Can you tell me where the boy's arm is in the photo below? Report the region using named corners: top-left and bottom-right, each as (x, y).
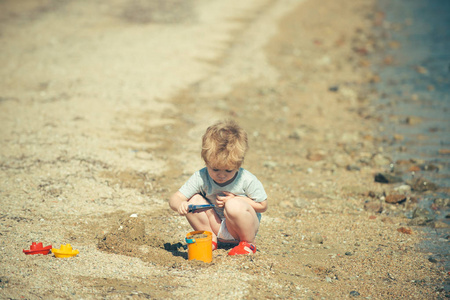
top-left (242, 197), bottom-right (268, 213)
top-left (169, 191), bottom-right (189, 215)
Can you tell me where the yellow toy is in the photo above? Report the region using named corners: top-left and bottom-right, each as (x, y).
top-left (52, 244), bottom-right (79, 258)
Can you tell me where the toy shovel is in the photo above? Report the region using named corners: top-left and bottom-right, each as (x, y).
top-left (188, 204), bottom-right (215, 213)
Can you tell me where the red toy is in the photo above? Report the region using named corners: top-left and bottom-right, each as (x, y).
top-left (23, 242), bottom-right (52, 255)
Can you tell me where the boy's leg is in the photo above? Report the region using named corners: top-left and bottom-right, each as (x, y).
top-left (185, 194), bottom-right (221, 243)
top-left (223, 197), bottom-right (259, 244)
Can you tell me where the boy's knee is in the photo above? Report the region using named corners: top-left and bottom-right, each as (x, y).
top-left (189, 194), bottom-right (208, 205)
top-left (224, 197), bottom-right (248, 217)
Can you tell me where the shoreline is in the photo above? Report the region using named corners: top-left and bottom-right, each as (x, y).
top-left (0, 0), bottom-right (447, 298)
top-left (367, 0), bottom-right (450, 290)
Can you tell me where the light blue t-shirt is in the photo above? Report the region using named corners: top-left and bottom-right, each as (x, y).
top-left (179, 167), bottom-right (267, 220)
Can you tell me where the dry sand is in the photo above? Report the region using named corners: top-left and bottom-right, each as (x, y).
top-left (0, 0), bottom-right (447, 299)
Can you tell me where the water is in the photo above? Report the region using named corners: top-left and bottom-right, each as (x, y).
top-left (373, 0), bottom-right (450, 291)
top-left (374, 0), bottom-right (450, 183)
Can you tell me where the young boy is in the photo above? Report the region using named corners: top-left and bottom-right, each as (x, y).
top-left (169, 120), bottom-right (268, 255)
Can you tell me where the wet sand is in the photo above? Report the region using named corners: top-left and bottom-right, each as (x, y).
top-left (0, 0), bottom-right (447, 298)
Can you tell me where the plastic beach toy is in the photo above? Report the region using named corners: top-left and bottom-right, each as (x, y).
top-left (188, 204), bottom-right (215, 213)
top-left (185, 230), bottom-right (212, 263)
top-left (23, 242), bottom-right (52, 255)
top-left (52, 244), bottom-right (79, 258)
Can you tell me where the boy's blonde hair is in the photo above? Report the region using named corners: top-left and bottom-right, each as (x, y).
top-left (201, 120), bottom-right (248, 170)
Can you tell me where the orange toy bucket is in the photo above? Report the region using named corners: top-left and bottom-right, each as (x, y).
top-left (185, 230), bottom-right (212, 263)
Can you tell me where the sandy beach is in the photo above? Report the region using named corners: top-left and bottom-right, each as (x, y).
top-left (0, 0), bottom-right (447, 298)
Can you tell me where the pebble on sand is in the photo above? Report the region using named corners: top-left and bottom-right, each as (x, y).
top-left (350, 290), bottom-right (360, 297)
top-left (438, 149), bottom-right (450, 155)
top-left (404, 116), bottom-right (422, 125)
top-left (306, 150), bottom-right (326, 161)
top-left (385, 194), bottom-right (406, 204)
top-left (374, 173), bottom-right (403, 184)
top-left (430, 221), bottom-right (450, 229)
top-left (409, 178), bottom-right (438, 192)
top-left (414, 65), bottom-right (428, 74)
top-left (371, 153), bottom-right (391, 167)
top-left (394, 185), bottom-right (411, 193)
top-left (364, 201), bottom-right (383, 214)
top-left (408, 208), bottom-right (435, 226)
top-left (397, 227), bottom-right (413, 234)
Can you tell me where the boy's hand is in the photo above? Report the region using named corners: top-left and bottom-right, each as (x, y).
top-left (177, 201), bottom-right (189, 216)
top-left (216, 191), bottom-right (235, 208)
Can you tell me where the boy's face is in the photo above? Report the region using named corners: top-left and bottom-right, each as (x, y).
top-left (206, 165), bottom-right (238, 185)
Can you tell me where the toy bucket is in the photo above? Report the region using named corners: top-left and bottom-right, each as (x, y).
top-left (185, 230), bottom-right (212, 263)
